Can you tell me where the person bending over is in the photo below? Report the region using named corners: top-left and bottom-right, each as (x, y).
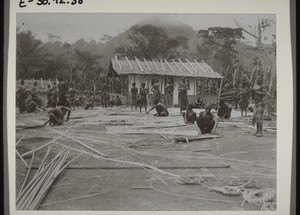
top-left (197, 103), bottom-right (218, 135)
top-left (44, 106), bottom-right (71, 126)
top-left (147, 102), bottom-right (169, 117)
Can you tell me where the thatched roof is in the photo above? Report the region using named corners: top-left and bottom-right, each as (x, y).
top-left (108, 56), bottom-right (223, 79)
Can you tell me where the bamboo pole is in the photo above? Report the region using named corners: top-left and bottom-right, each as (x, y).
top-left (216, 79), bottom-right (224, 114)
top-left (18, 151), bottom-right (35, 196)
top-left (16, 147), bottom-right (68, 204)
top-left (52, 129), bottom-right (109, 158)
top-left (29, 150), bottom-right (72, 210)
top-left (16, 149), bottom-right (28, 167)
top-left (20, 127), bottom-right (72, 157)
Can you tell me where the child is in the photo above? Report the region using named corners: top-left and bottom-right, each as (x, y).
top-left (130, 82), bottom-right (138, 110)
top-left (184, 104), bottom-right (197, 124)
top-left (197, 103), bottom-right (218, 134)
top-left (147, 102), bottom-right (169, 117)
top-left (44, 106), bottom-right (71, 126)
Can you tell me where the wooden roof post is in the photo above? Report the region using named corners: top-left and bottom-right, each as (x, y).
top-left (160, 59), bottom-right (166, 72)
top-left (164, 59), bottom-right (176, 74)
top-left (172, 59), bottom-right (182, 72)
top-left (186, 59), bottom-right (198, 74)
top-left (152, 59), bottom-right (160, 72)
top-left (135, 57), bottom-right (144, 72)
top-left (202, 60), bottom-right (216, 75)
top-left (194, 59), bottom-right (207, 74)
top-left (125, 56), bottom-right (133, 71)
top-left (143, 58), bottom-right (151, 71)
top-left (115, 56), bottom-right (123, 70)
top-left (178, 58), bottom-right (194, 75)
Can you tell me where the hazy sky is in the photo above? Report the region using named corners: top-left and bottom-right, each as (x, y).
top-left (17, 13), bottom-right (276, 45)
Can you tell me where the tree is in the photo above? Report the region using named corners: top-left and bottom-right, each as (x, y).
top-left (16, 31), bottom-right (45, 79)
top-left (116, 24), bottom-right (189, 59)
top-left (198, 27), bottom-right (244, 71)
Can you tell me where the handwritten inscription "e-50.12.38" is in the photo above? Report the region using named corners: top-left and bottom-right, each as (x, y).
top-left (19, 0), bottom-right (84, 8)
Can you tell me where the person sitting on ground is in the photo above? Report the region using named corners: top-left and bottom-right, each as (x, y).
top-left (194, 96), bottom-right (203, 108)
top-left (146, 102), bottom-right (169, 117)
top-left (184, 104), bottom-right (197, 124)
top-left (108, 95), bottom-right (115, 107)
top-left (26, 100), bottom-right (45, 113)
top-left (197, 103), bottom-right (218, 135)
top-left (44, 106), bottom-right (71, 126)
top-left (114, 95), bottom-right (122, 106)
top-left (217, 99), bottom-right (232, 119)
top-left (84, 96), bottom-right (94, 110)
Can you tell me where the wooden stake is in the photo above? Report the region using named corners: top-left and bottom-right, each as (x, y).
top-left (216, 78), bottom-right (224, 114)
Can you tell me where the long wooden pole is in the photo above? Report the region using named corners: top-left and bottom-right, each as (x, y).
top-left (216, 78), bottom-right (224, 114)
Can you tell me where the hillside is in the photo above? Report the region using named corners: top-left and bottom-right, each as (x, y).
top-left (98, 16), bottom-right (202, 68)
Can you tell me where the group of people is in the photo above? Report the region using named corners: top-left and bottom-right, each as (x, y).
top-left (17, 75), bottom-right (266, 137)
top-left (129, 75), bottom-right (265, 137)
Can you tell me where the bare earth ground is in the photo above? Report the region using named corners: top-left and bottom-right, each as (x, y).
top-left (15, 106), bottom-right (276, 211)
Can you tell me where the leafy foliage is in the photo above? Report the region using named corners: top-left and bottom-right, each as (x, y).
top-left (198, 27), bottom-right (244, 70)
top-left (116, 24), bottom-right (189, 59)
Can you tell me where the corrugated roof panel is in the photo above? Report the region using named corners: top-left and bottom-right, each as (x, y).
top-left (110, 58), bottom-right (223, 79)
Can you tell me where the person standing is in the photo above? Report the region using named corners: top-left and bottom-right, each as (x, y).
top-left (139, 82), bottom-right (149, 113)
top-left (130, 82), bottom-right (138, 110)
top-left (17, 80), bottom-right (28, 113)
top-left (31, 81), bottom-right (38, 101)
top-left (57, 77), bottom-right (68, 106)
top-left (238, 82), bottom-right (251, 116)
top-left (178, 77), bottom-right (190, 114)
top-left (164, 78), bottom-right (174, 108)
top-left (151, 79), bottom-right (161, 105)
top-left (102, 80), bottom-right (110, 108)
top-left (46, 85), bottom-right (52, 107)
top-left (51, 81), bottom-right (58, 108)
top-left (251, 76), bottom-right (265, 137)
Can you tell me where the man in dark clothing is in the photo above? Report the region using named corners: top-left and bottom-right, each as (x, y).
top-left (197, 103), bottom-right (218, 134)
top-left (164, 78), bottom-right (174, 108)
top-left (102, 80), bottom-right (110, 108)
top-left (178, 77), bottom-right (190, 114)
top-left (217, 99), bottom-right (232, 119)
top-left (17, 80), bottom-right (28, 113)
top-left (46, 85), bottom-right (52, 107)
top-left (147, 102), bottom-right (169, 117)
top-left (139, 82), bottom-right (149, 113)
top-left (130, 82), bottom-right (138, 110)
top-left (151, 80), bottom-right (161, 105)
top-left (44, 106), bottom-right (71, 126)
top-left (57, 78), bottom-right (68, 106)
top-left (51, 81), bottom-right (58, 108)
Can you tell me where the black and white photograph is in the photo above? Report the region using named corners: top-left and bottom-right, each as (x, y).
top-left (14, 12), bottom-right (278, 211)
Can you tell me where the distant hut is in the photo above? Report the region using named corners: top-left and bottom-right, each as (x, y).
top-left (107, 56), bottom-right (224, 106)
